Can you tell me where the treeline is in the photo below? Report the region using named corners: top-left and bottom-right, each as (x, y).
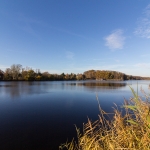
top-left (83, 70), bottom-right (150, 80)
top-left (0, 64), bottom-right (77, 81)
top-left (0, 64), bottom-right (149, 81)
top-left (83, 70), bottom-right (143, 80)
top-left (84, 70), bottom-right (126, 80)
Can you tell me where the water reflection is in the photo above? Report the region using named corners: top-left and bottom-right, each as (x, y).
top-left (1, 80), bottom-right (150, 99)
top-left (69, 81), bottom-right (126, 89)
top-left (0, 82), bottom-right (52, 98)
top-left (0, 81), bottom-right (128, 99)
top-left (0, 80), bottom-right (150, 150)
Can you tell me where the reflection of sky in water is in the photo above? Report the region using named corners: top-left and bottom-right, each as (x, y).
top-left (0, 80), bottom-right (150, 99)
top-left (0, 80), bottom-right (150, 114)
top-left (0, 80), bottom-right (150, 112)
top-left (0, 80), bottom-right (150, 149)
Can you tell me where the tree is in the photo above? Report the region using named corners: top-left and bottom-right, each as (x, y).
top-left (60, 73), bottom-right (65, 80)
top-left (41, 72), bottom-right (49, 80)
top-left (35, 75), bottom-right (42, 80)
top-left (10, 64), bottom-right (22, 80)
top-left (84, 70), bottom-right (96, 79)
top-left (24, 70), bottom-right (35, 81)
top-left (4, 68), bottom-right (13, 80)
top-left (0, 69), bottom-right (4, 80)
top-left (76, 74), bottom-right (85, 80)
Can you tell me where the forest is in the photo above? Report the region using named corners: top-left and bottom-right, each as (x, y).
top-left (0, 64), bottom-right (149, 81)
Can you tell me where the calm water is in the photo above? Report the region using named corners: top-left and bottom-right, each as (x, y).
top-left (0, 80), bottom-right (150, 150)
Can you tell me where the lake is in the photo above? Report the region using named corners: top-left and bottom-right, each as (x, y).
top-left (0, 80), bottom-right (150, 150)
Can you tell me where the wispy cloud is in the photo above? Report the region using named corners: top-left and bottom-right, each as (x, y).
top-left (44, 63), bottom-right (126, 74)
top-left (144, 4), bottom-right (150, 16)
top-left (6, 49), bottom-right (28, 54)
top-left (141, 54), bottom-right (150, 57)
top-left (101, 64), bottom-right (124, 69)
top-left (114, 59), bottom-right (120, 63)
top-left (54, 27), bottom-right (89, 39)
top-left (5, 12), bottom-right (47, 40)
top-left (66, 51), bottom-right (75, 59)
top-left (105, 29), bottom-right (125, 50)
top-left (0, 64), bottom-right (9, 70)
top-left (135, 4), bottom-right (150, 38)
top-left (134, 63), bottom-right (150, 69)
top-left (74, 64), bottom-right (125, 71)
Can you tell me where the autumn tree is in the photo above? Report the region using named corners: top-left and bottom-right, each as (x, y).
top-left (76, 74), bottom-right (85, 80)
top-left (4, 68), bottom-right (12, 80)
top-left (0, 69), bottom-right (4, 80)
top-left (41, 72), bottom-right (50, 80)
top-left (84, 70), bottom-right (96, 79)
top-left (24, 70), bottom-right (35, 81)
top-left (10, 64), bottom-right (22, 80)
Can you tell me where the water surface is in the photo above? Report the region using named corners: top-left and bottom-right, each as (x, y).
top-left (0, 80), bottom-right (150, 150)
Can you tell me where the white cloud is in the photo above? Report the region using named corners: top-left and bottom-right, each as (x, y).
top-left (6, 49), bottom-right (28, 54)
top-left (134, 63), bottom-right (150, 68)
top-left (79, 64), bottom-right (124, 71)
top-left (114, 59), bottom-right (120, 63)
top-left (141, 54), bottom-right (149, 57)
top-left (144, 4), bottom-right (150, 17)
top-left (0, 65), bottom-right (9, 71)
top-left (105, 29), bottom-right (125, 50)
top-left (66, 51), bottom-right (75, 59)
top-left (135, 4), bottom-right (150, 38)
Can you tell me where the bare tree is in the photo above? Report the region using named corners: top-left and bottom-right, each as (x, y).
top-left (10, 64), bottom-right (22, 80)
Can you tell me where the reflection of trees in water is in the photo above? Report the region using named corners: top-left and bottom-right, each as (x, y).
top-left (0, 82), bottom-right (21, 98)
top-left (1, 81), bottom-right (73, 99)
top-left (0, 81), bottom-right (127, 99)
top-left (69, 82), bottom-right (127, 90)
top-left (1, 82), bottom-right (53, 99)
top-left (79, 82), bottom-right (127, 92)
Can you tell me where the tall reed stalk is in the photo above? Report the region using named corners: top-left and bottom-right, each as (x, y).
top-left (59, 87), bottom-right (150, 150)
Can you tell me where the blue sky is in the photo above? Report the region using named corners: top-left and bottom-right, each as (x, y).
top-left (0, 0), bottom-right (150, 76)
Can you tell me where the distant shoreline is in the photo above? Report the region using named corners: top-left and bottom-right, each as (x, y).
top-left (1, 66), bottom-right (150, 81)
top-left (0, 79), bottom-right (150, 82)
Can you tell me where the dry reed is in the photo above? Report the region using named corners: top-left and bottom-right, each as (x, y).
top-left (59, 87), bottom-right (150, 150)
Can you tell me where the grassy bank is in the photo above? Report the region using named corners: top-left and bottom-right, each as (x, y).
top-left (60, 87), bottom-right (150, 150)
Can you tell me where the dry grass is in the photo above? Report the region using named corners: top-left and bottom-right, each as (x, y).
top-left (59, 87), bottom-right (150, 150)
